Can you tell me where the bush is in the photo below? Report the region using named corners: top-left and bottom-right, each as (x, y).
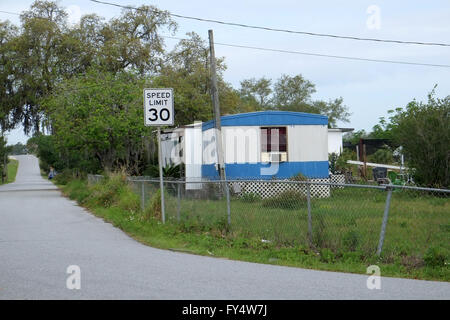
top-left (320, 248), bottom-right (335, 263)
top-left (89, 173), bottom-right (126, 207)
top-left (390, 91), bottom-right (450, 188)
top-left (240, 192), bottom-right (261, 203)
top-left (53, 169), bottom-right (85, 185)
top-left (342, 230), bottom-right (360, 252)
top-left (262, 190), bottom-right (307, 209)
top-left (423, 247), bottom-right (446, 267)
top-left (145, 189), bottom-right (170, 221)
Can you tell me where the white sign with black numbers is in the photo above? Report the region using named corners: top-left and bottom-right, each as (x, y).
top-left (143, 88), bottom-right (174, 126)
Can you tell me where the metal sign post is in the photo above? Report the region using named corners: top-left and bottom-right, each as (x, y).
top-left (157, 126), bottom-right (166, 223)
top-left (144, 88), bottom-right (174, 224)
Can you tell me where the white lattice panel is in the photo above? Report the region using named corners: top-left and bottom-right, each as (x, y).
top-left (229, 179), bottom-right (330, 199)
top-left (330, 174), bottom-right (345, 189)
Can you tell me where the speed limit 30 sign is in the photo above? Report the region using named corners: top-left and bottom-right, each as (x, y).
top-left (143, 88), bottom-right (174, 126)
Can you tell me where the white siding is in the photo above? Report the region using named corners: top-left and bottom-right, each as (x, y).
top-left (287, 125), bottom-right (328, 162)
top-left (328, 130), bottom-right (343, 155)
top-left (203, 126), bottom-right (260, 164)
top-left (223, 126), bottom-right (260, 164)
top-left (185, 125), bottom-right (202, 189)
top-left (202, 128), bottom-right (217, 165)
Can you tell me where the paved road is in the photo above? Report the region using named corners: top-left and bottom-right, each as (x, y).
top-left (0, 155), bottom-right (448, 299)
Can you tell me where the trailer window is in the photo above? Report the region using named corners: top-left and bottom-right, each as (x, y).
top-left (261, 127), bottom-right (287, 152)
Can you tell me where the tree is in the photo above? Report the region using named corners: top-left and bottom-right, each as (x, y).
top-left (343, 129), bottom-right (368, 145)
top-left (0, 21), bottom-right (19, 132)
top-left (239, 74), bottom-right (351, 126)
top-left (273, 74), bottom-right (316, 111)
top-left (43, 69), bottom-right (151, 174)
top-left (311, 97), bottom-right (350, 127)
top-left (2, 1), bottom-right (177, 135)
top-left (239, 77), bottom-right (272, 110)
top-left (156, 32), bottom-right (241, 125)
top-left (9, 142), bottom-right (28, 155)
top-left (0, 135), bottom-right (12, 183)
top-left (13, 0), bottom-right (68, 134)
top-left (389, 91), bottom-right (449, 188)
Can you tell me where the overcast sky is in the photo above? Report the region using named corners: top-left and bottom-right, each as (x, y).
top-left (2, 0), bottom-right (449, 144)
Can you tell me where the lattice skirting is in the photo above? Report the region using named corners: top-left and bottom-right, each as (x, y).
top-left (228, 179), bottom-right (331, 199)
top-left (330, 174), bottom-right (345, 189)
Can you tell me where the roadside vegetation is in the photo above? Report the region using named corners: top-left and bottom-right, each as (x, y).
top-left (0, 158), bottom-right (18, 185)
top-left (55, 172), bottom-right (449, 282)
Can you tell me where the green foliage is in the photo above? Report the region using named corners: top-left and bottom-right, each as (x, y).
top-left (2, 1), bottom-right (177, 134)
top-left (343, 129), bottom-right (368, 145)
top-left (329, 153), bottom-right (339, 174)
top-left (143, 163), bottom-right (183, 179)
top-left (53, 169), bottom-right (85, 185)
top-left (240, 192), bottom-right (261, 203)
top-left (319, 249), bottom-right (336, 263)
top-left (89, 173), bottom-right (127, 207)
top-left (423, 247), bottom-right (446, 267)
top-left (9, 142), bottom-right (28, 155)
top-left (26, 134), bottom-right (61, 172)
top-left (368, 147), bottom-right (394, 165)
top-left (262, 190), bottom-right (307, 209)
top-left (0, 136), bottom-right (11, 181)
top-left (146, 189), bottom-right (170, 221)
top-left (239, 77), bottom-right (272, 110)
top-left (342, 231), bottom-right (360, 252)
top-left (42, 69), bottom-right (150, 174)
top-left (238, 74), bottom-right (350, 126)
top-left (389, 90), bottom-right (449, 188)
top-left (328, 151), bottom-right (353, 174)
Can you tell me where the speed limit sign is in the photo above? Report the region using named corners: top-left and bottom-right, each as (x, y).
top-left (143, 88), bottom-right (174, 126)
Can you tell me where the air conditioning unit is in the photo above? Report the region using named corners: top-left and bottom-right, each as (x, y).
top-left (261, 152), bottom-right (287, 163)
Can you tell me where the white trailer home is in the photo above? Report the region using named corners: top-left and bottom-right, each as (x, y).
top-left (161, 111), bottom-right (330, 186)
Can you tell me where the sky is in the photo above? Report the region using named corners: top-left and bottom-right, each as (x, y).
top-left (1, 0), bottom-right (449, 144)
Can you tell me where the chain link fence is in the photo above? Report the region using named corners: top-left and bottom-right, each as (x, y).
top-left (88, 174), bottom-right (449, 261)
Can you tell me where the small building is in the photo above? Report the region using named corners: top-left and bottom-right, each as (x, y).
top-left (327, 128), bottom-right (354, 155)
top-left (161, 111), bottom-right (330, 184)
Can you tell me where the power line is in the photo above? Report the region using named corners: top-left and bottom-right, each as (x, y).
top-left (90, 0), bottom-right (450, 47)
top-left (3, 6), bottom-right (449, 68)
top-left (163, 36), bottom-right (450, 68)
top-left (0, 10), bottom-right (20, 16)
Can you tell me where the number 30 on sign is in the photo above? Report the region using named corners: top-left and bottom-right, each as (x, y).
top-left (143, 88), bottom-right (174, 126)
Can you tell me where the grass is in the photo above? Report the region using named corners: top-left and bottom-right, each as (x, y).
top-left (56, 174), bottom-right (449, 282)
top-left (0, 158), bottom-right (19, 185)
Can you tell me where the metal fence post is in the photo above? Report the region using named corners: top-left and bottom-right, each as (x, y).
top-left (306, 182), bottom-right (312, 246)
top-left (177, 182), bottom-right (181, 222)
top-left (377, 185), bottom-right (393, 256)
top-left (225, 181), bottom-right (231, 226)
top-left (141, 181), bottom-right (145, 212)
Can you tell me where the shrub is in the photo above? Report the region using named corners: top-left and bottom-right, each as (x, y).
top-left (89, 173), bottom-right (126, 207)
top-left (53, 169), bottom-right (85, 185)
top-left (240, 192), bottom-right (261, 203)
top-left (342, 230), bottom-right (360, 252)
top-left (262, 190), bottom-right (306, 209)
top-left (145, 189), bottom-right (170, 221)
top-left (320, 248), bottom-right (335, 263)
top-left (423, 247), bottom-right (446, 267)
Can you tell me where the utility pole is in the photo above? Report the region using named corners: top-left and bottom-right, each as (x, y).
top-left (208, 29), bottom-right (226, 181)
top-left (208, 30), bottom-right (231, 225)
